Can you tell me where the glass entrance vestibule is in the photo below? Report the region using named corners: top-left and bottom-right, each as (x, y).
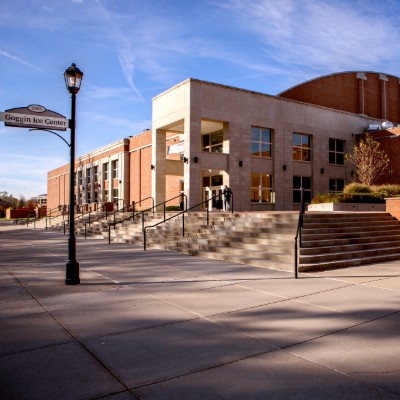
top-left (202, 173), bottom-right (225, 211)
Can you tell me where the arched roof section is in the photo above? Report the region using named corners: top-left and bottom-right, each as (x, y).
top-left (277, 71), bottom-right (400, 123)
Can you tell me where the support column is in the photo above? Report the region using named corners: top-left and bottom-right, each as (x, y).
top-left (152, 129), bottom-right (167, 209)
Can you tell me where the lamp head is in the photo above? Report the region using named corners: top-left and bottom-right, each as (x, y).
top-left (64, 63), bottom-right (84, 94)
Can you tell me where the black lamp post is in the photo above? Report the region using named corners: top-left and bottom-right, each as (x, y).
top-left (64, 63), bottom-right (83, 285)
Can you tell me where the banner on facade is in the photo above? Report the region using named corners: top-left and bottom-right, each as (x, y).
top-left (0, 105), bottom-right (68, 131)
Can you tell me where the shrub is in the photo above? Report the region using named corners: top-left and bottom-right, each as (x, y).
top-left (371, 184), bottom-right (400, 197)
top-left (165, 206), bottom-right (181, 211)
top-left (343, 183), bottom-right (371, 194)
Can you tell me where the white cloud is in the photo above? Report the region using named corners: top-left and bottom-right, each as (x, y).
top-left (216, 0), bottom-right (400, 77)
top-left (0, 49), bottom-right (43, 71)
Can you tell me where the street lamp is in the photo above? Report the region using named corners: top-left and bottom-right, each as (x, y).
top-left (64, 63), bottom-right (83, 285)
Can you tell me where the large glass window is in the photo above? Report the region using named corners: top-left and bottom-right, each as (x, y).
top-left (293, 176), bottom-right (312, 203)
top-left (86, 168), bottom-right (91, 185)
top-left (112, 160), bottom-right (119, 179)
top-left (202, 130), bottom-right (223, 153)
top-left (251, 127), bottom-right (272, 158)
top-left (293, 133), bottom-right (312, 161)
top-left (329, 138), bottom-right (345, 165)
top-left (329, 178), bottom-right (345, 192)
top-left (251, 173), bottom-right (274, 203)
top-left (93, 166), bottom-right (98, 183)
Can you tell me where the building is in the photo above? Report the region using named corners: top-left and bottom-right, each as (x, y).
top-left (48, 72), bottom-right (399, 212)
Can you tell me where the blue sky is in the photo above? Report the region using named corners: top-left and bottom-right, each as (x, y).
top-left (1, 0), bottom-right (400, 199)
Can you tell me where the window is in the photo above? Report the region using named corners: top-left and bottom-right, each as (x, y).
top-left (78, 170), bottom-right (83, 186)
top-left (86, 168), bottom-right (91, 185)
top-left (329, 138), bottom-right (345, 165)
top-left (251, 127), bottom-right (272, 158)
top-left (112, 160), bottom-right (119, 179)
top-left (293, 133), bottom-right (312, 161)
top-left (93, 166), bottom-right (98, 183)
top-left (329, 178), bottom-right (345, 192)
top-left (103, 163), bottom-right (109, 181)
top-left (104, 189), bottom-right (109, 202)
top-left (87, 191), bottom-right (91, 203)
top-left (202, 130), bottom-right (223, 153)
top-left (251, 173), bottom-right (274, 203)
top-left (293, 176), bottom-right (312, 203)
top-left (113, 189), bottom-right (119, 205)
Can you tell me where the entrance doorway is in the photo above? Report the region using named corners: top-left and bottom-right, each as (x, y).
top-left (203, 186), bottom-right (223, 211)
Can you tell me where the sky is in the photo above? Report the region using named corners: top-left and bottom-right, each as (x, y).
top-left (1, 0), bottom-right (400, 199)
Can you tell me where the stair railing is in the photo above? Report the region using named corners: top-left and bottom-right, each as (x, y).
top-left (143, 192), bottom-right (233, 250)
top-left (107, 194), bottom-right (188, 243)
top-left (63, 203), bottom-right (111, 235)
top-left (294, 187), bottom-right (305, 279)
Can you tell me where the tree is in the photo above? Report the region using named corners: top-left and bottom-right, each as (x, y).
top-left (17, 196), bottom-right (26, 209)
top-left (345, 134), bottom-right (390, 186)
top-left (0, 191), bottom-right (18, 208)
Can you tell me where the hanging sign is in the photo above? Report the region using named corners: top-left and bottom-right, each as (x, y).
top-left (0, 105), bottom-right (68, 131)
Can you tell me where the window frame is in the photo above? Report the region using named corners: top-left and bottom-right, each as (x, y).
top-left (329, 138), bottom-right (345, 165)
top-left (251, 126), bottom-right (273, 158)
top-left (202, 130), bottom-right (224, 153)
top-left (112, 160), bottom-right (119, 179)
top-left (329, 178), bottom-right (345, 192)
top-left (293, 133), bottom-right (312, 162)
top-left (293, 176), bottom-right (312, 203)
top-left (103, 163), bottom-right (109, 181)
top-left (250, 172), bottom-right (274, 203)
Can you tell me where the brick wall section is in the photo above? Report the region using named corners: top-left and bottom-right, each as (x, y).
top-left (129, 130), bottom-right (181, 210)
top-left (386, 197), bottom-right (400, 220)
top-left (279, 72), bottom-right (400, 124)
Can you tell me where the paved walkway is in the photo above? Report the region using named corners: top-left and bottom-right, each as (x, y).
top-left (1, 221), bottom-right (400, 399)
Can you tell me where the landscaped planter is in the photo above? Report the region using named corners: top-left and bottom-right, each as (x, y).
top-left (307, 203), bottom-right (385, 212)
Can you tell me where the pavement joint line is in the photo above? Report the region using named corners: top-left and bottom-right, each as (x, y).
top-left (0, 262), bottom-right (137, 397)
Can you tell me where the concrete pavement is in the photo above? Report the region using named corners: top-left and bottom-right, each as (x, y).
top-left (1, 221), bottom-right (399, 399)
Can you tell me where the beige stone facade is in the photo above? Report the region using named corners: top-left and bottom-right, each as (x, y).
top-left (48, 76), bottom-right (387, 212)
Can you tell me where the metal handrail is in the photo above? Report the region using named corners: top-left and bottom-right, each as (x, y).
top-left (107, 194), bottom-right (188, 243)
top-left (132, 196), bottom-right (155, 214)
top-left (143, 192), bottom-right (233, 250)
top-left (294, 188), bottom-right (305, 279)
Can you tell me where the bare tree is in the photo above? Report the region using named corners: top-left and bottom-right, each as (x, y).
top-left (345, 134), bottom-right (389, 186)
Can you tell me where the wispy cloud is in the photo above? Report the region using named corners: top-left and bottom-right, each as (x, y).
top-left (215, 0), bottom-right (400, 79)
top-left (0, 49), bottom-right (43, 71)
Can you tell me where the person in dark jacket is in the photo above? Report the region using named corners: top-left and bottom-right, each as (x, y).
top-left (223, 185), bottom-right (232, 211)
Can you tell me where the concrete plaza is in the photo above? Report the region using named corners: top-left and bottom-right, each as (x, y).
top-left (1, 222), bottom-right (399, 399)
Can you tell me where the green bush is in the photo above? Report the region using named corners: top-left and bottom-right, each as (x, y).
top-left (165, 206), bottom-right (182, 211)
top-left (371, 184), bottom-right (400, 197)
top-left (343, 183), bottom-right (371, 194)
top-left (311, 183), bottom-right (400, 204)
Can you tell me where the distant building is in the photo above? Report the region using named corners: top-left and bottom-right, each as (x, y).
top-left (47, 72), bottom-right (400, 212)
top-left (37, 194), bottom-right (47, 207)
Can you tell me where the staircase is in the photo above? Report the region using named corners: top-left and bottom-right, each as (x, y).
top-left (145, 212), bottom-right (298, 271)
top-left (40, 209), bottom-right (400, 273)
top-left (299, 212), bottom-right (400, 271)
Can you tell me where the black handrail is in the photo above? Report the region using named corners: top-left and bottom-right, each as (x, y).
top-left (63, 203), bottom-right (112, 235)
top-left (143, 192), bottom-right (233, 250)
top-left (132, 196), bottom-right (155, 213)
top-left (107, 194), bottom-right (188, 243)
top-left (294, 188), bottom-right (305, 279)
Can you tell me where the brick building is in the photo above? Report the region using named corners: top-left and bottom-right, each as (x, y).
top-left (47, 72), bottom-right (400, 212)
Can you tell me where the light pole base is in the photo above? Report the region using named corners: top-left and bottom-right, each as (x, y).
top-left (65, 260), bottom-right (80, 285)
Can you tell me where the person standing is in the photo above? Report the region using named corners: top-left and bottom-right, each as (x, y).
top-left (223, 185), bottom-right (232, 211)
